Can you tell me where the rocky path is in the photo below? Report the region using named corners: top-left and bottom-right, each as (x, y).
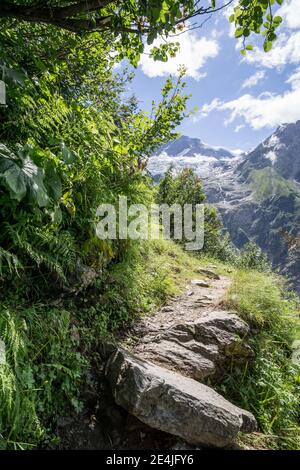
top-left (104, 267), bottom-right (257, 448)
top-left (133, 269), bottom-right (231, 331)
top-left (126, 271), bottom-right (251, 382)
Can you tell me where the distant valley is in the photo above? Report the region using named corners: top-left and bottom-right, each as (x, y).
top-left (148, 122), bottom-right (300, 292)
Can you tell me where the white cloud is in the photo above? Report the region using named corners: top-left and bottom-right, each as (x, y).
top-left (245, 31), bottom-right (300, 69)
top-left (277, 0), bottom-right (300, 29)
top-left (239, 0), bottom-right (300, 70)
top-left (234, 124), bottom-right (245, 132)
top-left (286, 65), bottom-right (300, 89)
top-left (211, 28), bottom-right (225, 39)
top-left (201, 98), bottom-right (223, 117)
top-left (242, 70), bottom-right (266, 89)
top-left (199, 68), bottom-right (300, 130)
top-left (139, 30), bottom-right (219, 80)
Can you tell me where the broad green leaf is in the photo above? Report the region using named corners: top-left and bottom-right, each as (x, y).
top-left (61, 143), bottom-right (76, 164)
top-left (235, 28), bottom-right (244, 38)
top-left (44, 165), bottom-right (62, 201)
top-left (2, 163), bottom-right (27, 201)
top-left (0, 144), bottom-right (50, 206)
top-left (264, 40), bottom-right (273, 52)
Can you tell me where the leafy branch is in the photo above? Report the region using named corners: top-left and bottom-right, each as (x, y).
top-left (230, 0), bottom-right (284, 55)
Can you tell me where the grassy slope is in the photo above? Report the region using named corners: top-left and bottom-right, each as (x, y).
top-left (0, 239), bottom-right (299, 449)
top-left (250, 167), bottom-right (300, 206)
top-left (0, 239), bottom-right (202, 449)
top-left (223, 270), bottom-right (300, 450)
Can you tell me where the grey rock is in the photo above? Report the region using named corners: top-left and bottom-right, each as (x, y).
top-left (161, 306), bottom-right (174, 312)
top-left (133, 311), bottom-right (253, 380)
top-left (186, 290), bottom-right (194, 296)
top-left (190, 279), bottom-right (210, 288)
top-left (193, 311), bottom-right (253, 358)
top-left (106, 348), bottom-right (257, 448)
top-left (137, 338), bottom-right (217, 380)
top-left (195, 311), bottom-right (249, 336)
top-left (67, 260), bottom-right (98, 293)
top-left (200, 295), bottom-right (213, 300)
top-left (198, 268), bottom-right (220, 280)
top-left (192, 299), bottom-right (212, 307)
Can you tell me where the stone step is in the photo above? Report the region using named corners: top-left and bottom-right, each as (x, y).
top-left (133, 311), bottom-right (253, 381)
top-left (105, 348), bottom-right (257, 448)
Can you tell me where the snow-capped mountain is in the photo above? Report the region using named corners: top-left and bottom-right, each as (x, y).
top-left (158, 135), bottom-right (235, 159)
top-left (238, 121), bottom-right (300, 183)
top-left (148, 135), bottom-right (241, 181)
top-left (148, 126), bottom-right (300, 292)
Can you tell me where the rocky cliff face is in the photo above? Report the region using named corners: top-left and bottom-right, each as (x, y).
top-left (148, 127), bottom-right (300, 292)
top-left (238, 121), bottom-right (300, 182)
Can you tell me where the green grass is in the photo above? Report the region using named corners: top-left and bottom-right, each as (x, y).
top-left (221, 269), bottom-right (300, 450)
top-left (0, 305), bottom-right (89, 449)
top-left (75, 238), bottom-right (205, 338)
top-left (0, 238), bottom-right (204, 449)
top-left (250, 167), bottom-right (300, 202)
top-left (1, 240), bottom-right (299, 450)
top-left (224, 270), bottom-right (296, 328)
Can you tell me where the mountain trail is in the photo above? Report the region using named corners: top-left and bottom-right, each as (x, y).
top-left (130, 271), bottom-right (231, 335)
top-left (104, 268), bottom-right (257, 448)
top-left (58, 268), bottom-right (257, 450)
top-left (120, 270), bottom-right (252, 382)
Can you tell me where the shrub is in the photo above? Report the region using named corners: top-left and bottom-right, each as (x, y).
top-left (0, 304), bottom-right (88, 449)
top-left (156, 167), bottom-right (225, 255)
top-left (221, 269), bottom-right (300, 449)
top-left (238, 242), bottom-right (271, 272)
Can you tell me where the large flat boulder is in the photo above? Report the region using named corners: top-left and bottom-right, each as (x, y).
top-left (133, 311), bottom-right (253, 381)
top-left (105, 348), bottom-right (257, 448)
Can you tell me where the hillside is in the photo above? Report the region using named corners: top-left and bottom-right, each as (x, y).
top-left (1, 238), bottom-right (299, 450)
top-left (0, 0), bottom-right (299, 456)
top-left (149, 125), bottom-right (300, 292)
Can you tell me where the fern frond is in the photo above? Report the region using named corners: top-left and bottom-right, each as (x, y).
top-left (0, 247), bottom-right (22, 278)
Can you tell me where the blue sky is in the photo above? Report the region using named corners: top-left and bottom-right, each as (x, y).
top-left (128, 0), bottom-right (300, 153)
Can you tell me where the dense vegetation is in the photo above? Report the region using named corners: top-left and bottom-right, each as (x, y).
top-left (1, 0), bottom-right (299, 452)
top-left (1, 238), bottom-right (299, 449)
top-left (0, 1), bottom-right (286, 58)
top-left (0, 22), bottom-right (190, 288)
top-left (0, 239), bottom-right (194, 449)
top-left (224, 270), bottom-right (300, 450)
top-left (0, 7), bottom-right (189, 449)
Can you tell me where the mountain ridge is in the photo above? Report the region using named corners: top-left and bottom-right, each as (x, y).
top-left (158, 135), bottom-right (238, 159)
top-left (149, 124), bottom-right (300, 291)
